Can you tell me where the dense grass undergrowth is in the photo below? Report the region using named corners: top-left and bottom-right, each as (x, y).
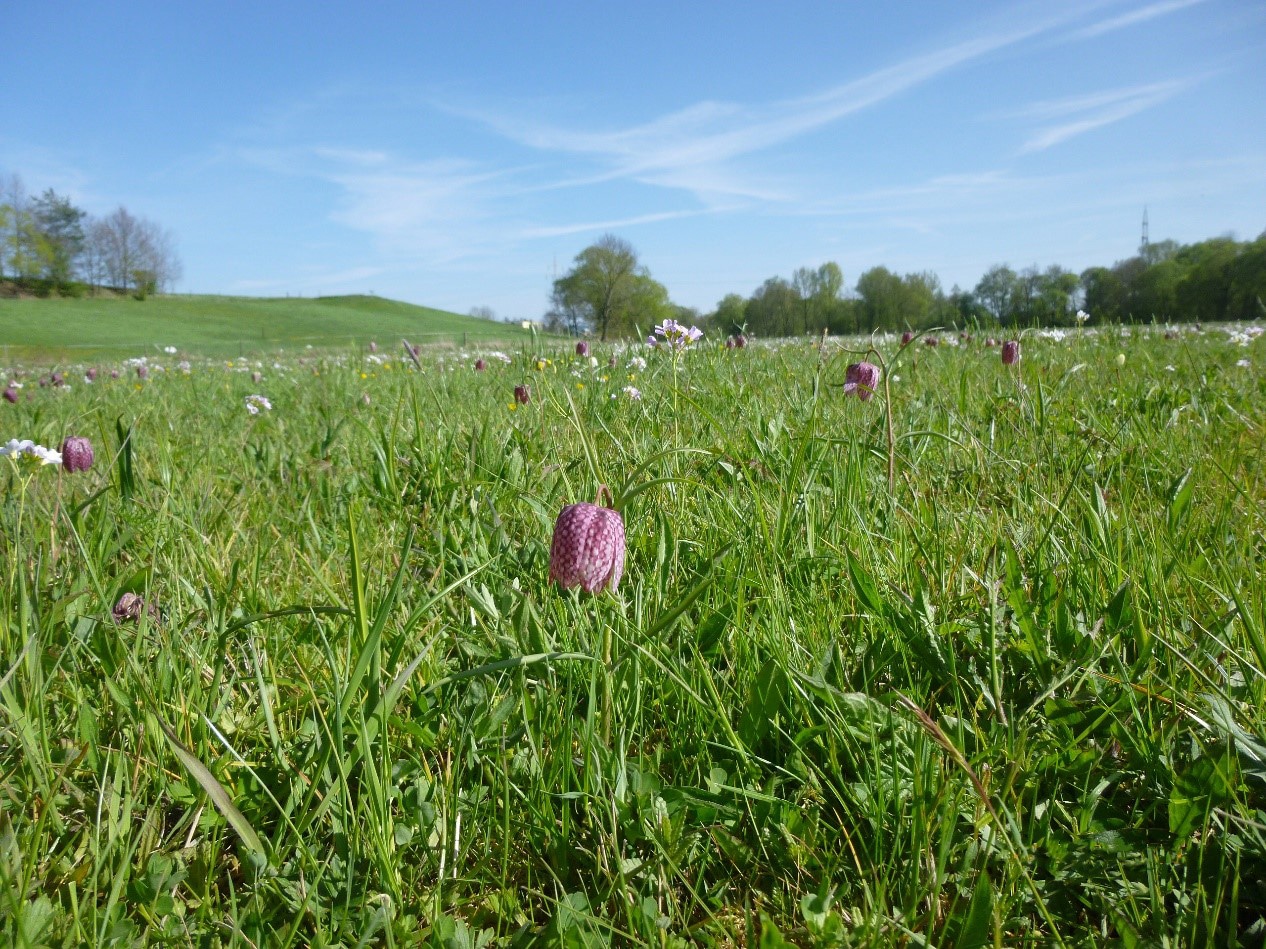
top-left (1, 326), bottom-right (1265, 946)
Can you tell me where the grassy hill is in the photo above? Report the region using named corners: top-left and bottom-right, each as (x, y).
top-left (0, 292), bottom-right (530, 361)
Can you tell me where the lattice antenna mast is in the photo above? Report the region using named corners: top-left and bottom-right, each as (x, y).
top-left (1141, 207), bottom-right (1150, 257)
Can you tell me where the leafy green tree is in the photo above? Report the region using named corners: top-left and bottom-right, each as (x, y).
top-left (745, 276), bottom-right (799, 337)
top-left (31, 189), bottom-right (86, 289)
top-left (974, 265), bottom-right (1017, 324)
top-left (552, 235), bottom-right (667, 340)
top-left (711, 293), bottom-right (748, 336)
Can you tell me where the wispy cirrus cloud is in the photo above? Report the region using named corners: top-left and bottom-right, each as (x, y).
top-left (1067, 0), bottom-right (1210, 40)
top-left (452, 6), bottom-right (1090, 205)
top-left (1014, 77), bottom-right (1196, 152)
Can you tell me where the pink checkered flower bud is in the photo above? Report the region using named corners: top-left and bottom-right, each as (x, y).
top-left (61, 436), bottom-right (94, 473)
top-left (549, 488), bottom-right (625, 594)
top-left (514, 384), bottom-right (531, 404)
top-left (1001, 340), bottom-right (1021, 366)
top-left (575, 341), bottom-right (589, 357)
top-left (901, 331), bottom-right (914, 346)
top-left (843, 361), bottom-right (881, 401)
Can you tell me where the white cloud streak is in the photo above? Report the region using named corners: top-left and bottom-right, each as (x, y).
top-left (1069, 0), bottom-right (1209, 40)
top-left (1016, 78), bottom-right (1196, 152)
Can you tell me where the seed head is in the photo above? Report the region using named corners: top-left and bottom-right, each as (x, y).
top-left (843, 361), bottom-right (880, 401)
top-left (549, 497), bottom-right (625, 594)
top-left (1001, 340), bottom-right (1021, 365)
top-left (61, 436), bottom-right (94, 473)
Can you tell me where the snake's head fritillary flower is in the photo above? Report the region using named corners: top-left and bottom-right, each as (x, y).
top-left (900, 331), bottom-right (914, 346)
top-left (549, 492), bottom-right (625, 594)
top-left (514, 384), bottom-right (531, 404)
top-left (136, 365), bottom-right (148, 380)
top-left (61, 436), bottom-right (94, 473)
top-left (735, 335), bottom-right (747, 349)
top-left (725, 336), bottom-right (736, 349)
top-left (86, 368), bottom-right (98, 381)
top-left (113, 592), bottom-right (158, 623)
top-left (576, 341), bottom-right (590, 357)
top-left (368, 340), bottom-right (378, 352)
top-left (843, 361), bottom-right (880, 401)
top-left (475, 359), bottom-right (487, 371)
top-left (1001, 340), bottom-right (1021, 366)
top-left (924, 336), bottom-right (939, 347)
top-left (3, 387), bottom-right (16, 404)
top-left (608, 356), bottom-right (618, 368)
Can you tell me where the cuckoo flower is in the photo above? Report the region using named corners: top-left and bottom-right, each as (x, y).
top-left (653, 319), bottom-right (703, 351)
top-left (61, 436), bottom-right (94, 473)
top-left (843, 361), bottom-right (881, 401)
top-left (549, 488), bottom-right (625, 594)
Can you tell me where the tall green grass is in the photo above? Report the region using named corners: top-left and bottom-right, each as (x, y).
top-left (1, 328), bottom-right (1263, 946)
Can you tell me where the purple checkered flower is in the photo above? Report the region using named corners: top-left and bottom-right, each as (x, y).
top-left (549, 493), bottom-right (625, 594)
top-left (1001, 340), bottom-right (1021, 365)
top-left (575, 341), bottom-right (590, 357)
top-left (475, 358), bottom-right (487, 371)
top-left (843, 361), bottom-right (880, 401)
top-left (514, 384), bottom-right (532, 404)
top-left (61, 436), bottom-right (94, 473)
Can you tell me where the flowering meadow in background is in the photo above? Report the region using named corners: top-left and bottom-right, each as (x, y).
top-left (1, 322), bottom-right (1264, 945)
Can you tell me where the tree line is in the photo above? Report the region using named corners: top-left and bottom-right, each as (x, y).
top-left (549, 228), bottom-right (1266, 339)
top-left (0, 172), bottom-right (182, 299)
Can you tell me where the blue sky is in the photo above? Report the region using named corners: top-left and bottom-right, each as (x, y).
top-left (4, 0), bottom-right (1264, 320)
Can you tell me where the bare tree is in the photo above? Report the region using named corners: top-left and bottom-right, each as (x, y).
top-left (89, 206), bottom-right (182, 295)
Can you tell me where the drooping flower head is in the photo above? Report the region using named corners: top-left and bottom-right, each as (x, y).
top-left (514, 384), bottom-right (532, 404)
top-left (924, 336), bottom-right (939, 347)
top-left (61, 436), bottom-right (94, 473)
top-left (3, 387), bottom-right (16, 404)
top-left (575, 341), bottom-right (590, 357)
top-left (86, 368), bottom-right (98, 381)
top-left (653, 319), bottom-right (704, 351)
top-left (549, 488), bottom-right (625, 594)
top-left (843, 361), bottom-right (881, 401)
top-left (901, 331), bottom-right (914, 346)
top-left (1001, 340), bottom-right (1021, 366)
top-left (475, 358), bottom-right (487, 371)
top-left (725, 336), bottom-right (736, 349)
top-left (735, 334), bottom-right (747, 349)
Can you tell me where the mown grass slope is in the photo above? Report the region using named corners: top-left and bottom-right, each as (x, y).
top-left (0, 292), bottom-right (528, 360)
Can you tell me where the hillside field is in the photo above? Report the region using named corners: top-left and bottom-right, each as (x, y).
top-left (0, 292), bottom-right (529, 361)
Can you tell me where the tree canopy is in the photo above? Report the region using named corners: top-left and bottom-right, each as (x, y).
top-left (548, 235), bottom-right (672, 340)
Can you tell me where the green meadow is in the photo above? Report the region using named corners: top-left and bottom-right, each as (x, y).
top-left (0, 294), bottom-right (526, 361)
top-left (1, 324), bottom-right (1264, 946)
